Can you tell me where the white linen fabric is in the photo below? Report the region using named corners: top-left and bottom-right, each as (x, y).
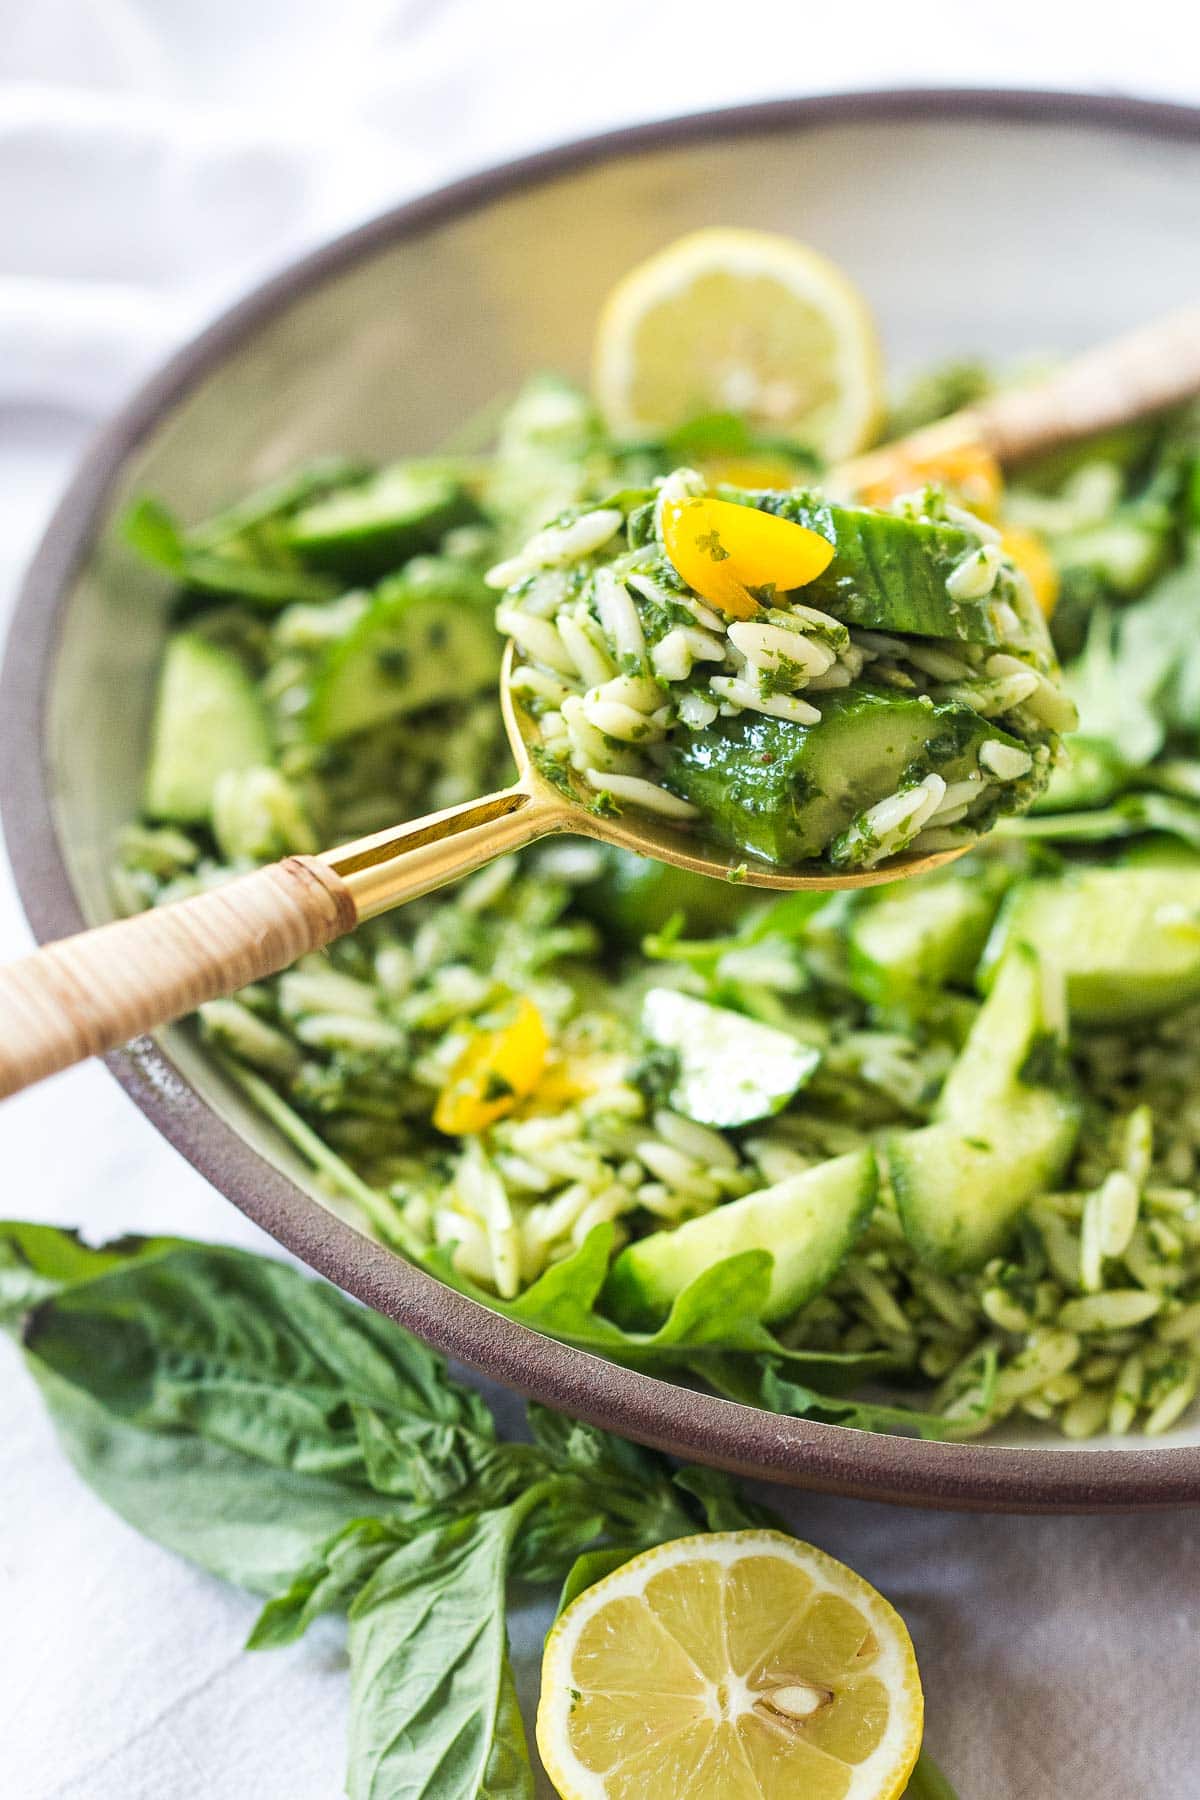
top-left (1, 4), bottom-right (1199, 1795)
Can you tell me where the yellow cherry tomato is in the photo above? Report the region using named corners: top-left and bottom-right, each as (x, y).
top-left (661, 495), bottom-right (835, 618)
top-left (859, 441), bottom-right (1003, 518)
top-left (1001, 523), bottom-right (1060, 618)
top-left (699, 453), bottom-right (802, 490)
top-left (433, 997), bottom-right (549, 1135)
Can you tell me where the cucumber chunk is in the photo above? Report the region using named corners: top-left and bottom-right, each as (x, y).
top-left (575, 849), bottom-right (749, 946)
top-left (848, 858), bottom-right (1016, 1011)
top-left (981, 868), bottom-right (1200, 1023)
top-left (606, 1149), bottom-right (877, 1325)
top-left (307, 570), bottom-right (501, 743)
top-left (286, 463), bottom-right (476, 580)
top-left (745, 491), bottom-right (998, 642)
top-left (889, 946), bottom-right (1080, 1270)
top-left (144, 634), bottom-right (271, 824)
top-left (641, 987), bottom-right (821, 1128)
top-left (663, 686), bottom-right (1017, 867)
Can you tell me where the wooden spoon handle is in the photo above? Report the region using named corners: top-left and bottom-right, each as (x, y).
top-left (973, 305), bottom-right (1200, 464)
top-left (838, 306), bottom-right (1200, 493)
top-left (0, 856), bottom-right (354, 1100)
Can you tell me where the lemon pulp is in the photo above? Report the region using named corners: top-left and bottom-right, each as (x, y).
top-left (538, 1530), bottom-right (923, 1800)
top-left (593, 229), bottom-right (883, 462)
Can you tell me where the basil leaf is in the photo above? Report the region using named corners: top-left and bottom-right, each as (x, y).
top-left (346, 1498), bottom-right (541, 1800)
top-left (480, 1660), bottom-right (535, 1800)
top-left (246, 1514), bottom-right (420, 1649)
top-left (0, 1221), bottom-right (180, 1334)
top-left (354, 1401), bottom-right (544, 1510)
top-left (902, 1750), bottom-right (961, 1798)
top-left (669, 1465), bottom-right (782, 1533)
top-left (526, 1407), bottom-right (697, 1548)
top-left (28, 1360), bottom-right (373, 1595)
top-left (555, 1545), bottom-right (640, 1616)
top-left (25, 1245), bottom-right (499, 1500)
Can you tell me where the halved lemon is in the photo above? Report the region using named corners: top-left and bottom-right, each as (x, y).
top-left (593, 229), bottom-right (884, 461)
top-left (537, 1529), bottom-right (923, 1800)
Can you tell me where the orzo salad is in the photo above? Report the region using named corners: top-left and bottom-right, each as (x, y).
top-left (118, 231), bottom-right (1200, 1444)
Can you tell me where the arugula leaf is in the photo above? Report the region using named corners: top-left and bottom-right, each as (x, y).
top-left (644, 888), bottom-right (828, 978)
top-left (24, 1244), bottom-right (499, 1502)
top-left (1065, 604), bottom-right (1163, 768)
top-left (122, 496), bottom-right (186, 572)
top-left (1003, 790), bottom-right (1200, 849)
top-left (428, 1225), bottom-right (897, 1391)
top-left (121, 492), bottom-right (341, 608)
top-left (345, 1496), bottom-right (543, 1800)
top-left (27, 1360), bottom-right (375, 1595)
top-left (703, 1357), bottom-right (984, 1442)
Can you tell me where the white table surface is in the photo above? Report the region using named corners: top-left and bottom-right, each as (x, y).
top-left (4, 6), bottom-right (1200, 1794)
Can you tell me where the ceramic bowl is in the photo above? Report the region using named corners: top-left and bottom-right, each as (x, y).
top-left (8, 89), bottom-right (1200, 1509)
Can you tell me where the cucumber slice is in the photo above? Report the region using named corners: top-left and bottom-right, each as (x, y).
top-left (286, 462), bottom-right (475, 580)
top-left (889, 946), bottom-right (1080, 1270)
top-left (307, 572), bottom-right (501, 743)
top-left (848, 859), bottom-right (1015, 1011)
top-left (663, 686), bottom-right (1016, 867)
top-left (981, 868), bottom-right (1200, 1023)
top-left (889, 1121), bottom-right (1077, 1274)
top-left (144, 633), bottom-right (271, 824)
top-left (606, 1149), bottom-right (877, 1325)
top-left (744, 491), bottom-right (997, 642)
top-left (641, 987), bottom-right (821, 1128)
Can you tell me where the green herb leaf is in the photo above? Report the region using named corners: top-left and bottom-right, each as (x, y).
top-left (345, 1497), bottom-right (541, 1800)
top-left (555, 1545), bottom-right (641, 1617)
top-left (27, 1360), bottom-right (375, 1595)
top-left (24, 1244), bottom-right (499, 1501)
top-left (122, 496), bottom-right (186, 571)
top-left (246, 1514), bottom-right (419, 1649)
top-left (738, 1359), bottom-right (988, 1442)
top-left (670, 1465), bottom-right (782, 1533)
top-left (0, 1221), bottom-right (180, 1334)
top-left (902, 1749), bottom-right (961, 1798)
top-left (428, 1228), bottom-right (902, 1427)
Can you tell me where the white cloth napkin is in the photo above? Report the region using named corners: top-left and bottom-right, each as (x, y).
top-left (2, 5), bottom-right (1199, 1796)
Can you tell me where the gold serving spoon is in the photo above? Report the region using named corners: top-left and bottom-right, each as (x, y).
top-left (2, 307), bottom-right (1199, 1100)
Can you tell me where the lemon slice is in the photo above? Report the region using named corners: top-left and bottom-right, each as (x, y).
top-left (538, 1529), bottom-right (923, 1800)
top-left (593, 230), bottom-right (884, 460)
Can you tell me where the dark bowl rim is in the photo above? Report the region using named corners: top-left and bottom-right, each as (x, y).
top-left (7, 85), bottom-right (1200, 1512)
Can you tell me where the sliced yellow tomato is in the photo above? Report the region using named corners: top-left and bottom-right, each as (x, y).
top-left (533, 1051), bottom-right (628, 1110)
top-left (433, 997), bottom-right (549, 1135)
top-left (1001, 524), bottom-right (1060, 617)
top-left (857, 440), bottom-right (1003, 518)
top-left (662, 495), bottom-right (835, 618)
top-left (701, 453), bottom-right (804, 491)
